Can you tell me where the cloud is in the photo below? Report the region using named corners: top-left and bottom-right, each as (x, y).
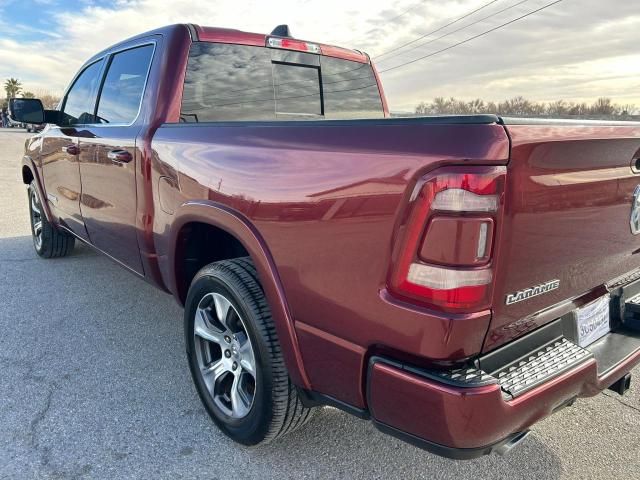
top-left (0, 0), bottom-right (637, 112)
top-left (371, 0), bottom-right (640, 110)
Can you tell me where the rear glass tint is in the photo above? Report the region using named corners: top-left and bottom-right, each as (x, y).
top-left (180, 42), bottom-right (383, 122)
top-left (97, 44), bottom-right (154, 124)
top-left (320, 56), bottom-right (384, 119)
top-left (61, 60), bottom-right (104, 126)
top-left (181, 43), bottom-right (274, 122)
top-left (273, 63), bottom-right (321, 117)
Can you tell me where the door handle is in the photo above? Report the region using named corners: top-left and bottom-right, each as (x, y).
top-left (62, 144), bottom-right (79, 155)
top-left (107, 149), bottom-right (133, 164)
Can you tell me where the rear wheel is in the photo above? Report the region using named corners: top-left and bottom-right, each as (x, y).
top-left (185, 257), bottom-right (314, 445)
top-left (28, 181), bottom-right (75, 258)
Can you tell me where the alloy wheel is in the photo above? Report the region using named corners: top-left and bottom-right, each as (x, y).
top-left (193, 292), bottom-right (257, 419)
top-left (30, 187), bottom-right (43, 250)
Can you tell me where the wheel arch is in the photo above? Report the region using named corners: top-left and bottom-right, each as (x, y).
top-left (169, 200), bottom-right (311, 389)
top-left (21, 164), bottom-right (34, 185)
top-left (21, 156), bottom-right (53, 223)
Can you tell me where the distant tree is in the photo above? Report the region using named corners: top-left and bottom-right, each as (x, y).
top-left (415, 101), bottom-right (431, 115)
top-left (590, 97), bottom-right (618, 116)
top-left (500, 96), bottom-right (531, 116)
top-left (33, 90), bottom-right (62, 109)
top-left (4, 78), bottom-right (22, 99)
top-left (22, 91), bottom-right (35, 99)
top-left (528, 102), bottom-right (547, 116)
top-left (485, 101), bottom-right (498, 114)
top-left (567, 102), bottom-right (589, 116)
top-left (467, 98), bottom-right (486, 113)
top-left (547, 100), bottom-right (568, 116)
top-left (414, 96), bottom-right (638, 120)
top-left (619, 104), bottom-right (637, 116)
top-left (432, 97), bottom-right (450, 114)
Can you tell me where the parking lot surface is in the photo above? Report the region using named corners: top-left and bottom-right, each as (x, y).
top-left (1, 129), bottom-right (639, 479)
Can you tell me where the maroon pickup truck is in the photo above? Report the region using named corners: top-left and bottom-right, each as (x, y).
top-left (9, 24), bottom-right (640, 459)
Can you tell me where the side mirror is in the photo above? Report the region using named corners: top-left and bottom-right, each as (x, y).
top-left (8, 98), bottom-right (45, 124)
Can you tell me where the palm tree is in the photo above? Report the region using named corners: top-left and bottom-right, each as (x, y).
top-left (4, 78), bottom-right (22, 100)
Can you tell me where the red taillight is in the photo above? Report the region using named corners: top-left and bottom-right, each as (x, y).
top-left (389, 166), bottom-right (506, 312)
top-left (267, 37), bottom-right (320, 54)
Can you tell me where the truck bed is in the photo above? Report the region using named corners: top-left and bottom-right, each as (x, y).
top-left (153, 115), bottom-right (640, 365)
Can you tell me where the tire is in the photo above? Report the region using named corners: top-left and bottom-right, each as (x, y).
top-left (185, 257), bottom-right (314, 445)
top-left (28, 181), bottom-right (75, 258)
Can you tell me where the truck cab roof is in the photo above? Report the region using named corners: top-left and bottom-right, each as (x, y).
top-left (89, 23), bottom-right (369, 65)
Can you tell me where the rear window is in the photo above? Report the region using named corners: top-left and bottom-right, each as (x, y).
top-left (180, 42), bottom-right (383, 122)
top-left (273, 63), bottom-right (321, 116)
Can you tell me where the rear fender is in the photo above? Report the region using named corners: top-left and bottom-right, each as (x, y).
top-left (169, 200), bottom-right (311, 389)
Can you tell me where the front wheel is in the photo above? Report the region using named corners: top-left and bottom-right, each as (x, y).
top-left (28, 181), bottom-right (75, 258)
top-left (185, 257), bottom-right (314, 445)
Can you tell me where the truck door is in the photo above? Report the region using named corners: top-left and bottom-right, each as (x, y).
top-left (76, 43), bottom-right (155, 275)
top-left (40, 59), bottom-right (105, 240)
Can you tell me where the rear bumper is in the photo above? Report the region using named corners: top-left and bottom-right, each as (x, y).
top-left (367, 328), bottom-right (640, 459)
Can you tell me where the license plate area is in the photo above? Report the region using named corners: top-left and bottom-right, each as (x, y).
top-left (573, 295), bottom-right (611, 348)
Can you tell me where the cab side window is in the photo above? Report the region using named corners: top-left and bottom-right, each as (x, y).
top-left (96, 45), bottom-right (154, 125)
top-left (61, 60), bottom-right (103, 126)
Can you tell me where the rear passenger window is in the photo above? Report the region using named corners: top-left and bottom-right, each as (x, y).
top-left (181, 43), bottom-right (274, 122)
top-left (180, 42), bottom-right (384, 122)
top-left (96, 44), bottom-right (154, 125)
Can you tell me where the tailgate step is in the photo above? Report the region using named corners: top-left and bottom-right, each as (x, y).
top-left (623, 293), bottom-right (640, 331)
top-left (494, 338), bottom-right (592, 398)
top-left (402, 334), bottom-right (593, 398)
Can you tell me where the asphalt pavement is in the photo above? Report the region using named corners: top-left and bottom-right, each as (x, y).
top-left (1, 129), bottom-right (639, 479)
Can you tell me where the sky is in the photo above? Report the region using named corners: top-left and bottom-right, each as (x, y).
top-left (0, 0), bottom-right (638, 112)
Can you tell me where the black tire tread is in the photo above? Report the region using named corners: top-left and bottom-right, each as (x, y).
top-left (194, 256), bottom-right (314, 444)
top-left (28, 181), bottom-right (75, 258)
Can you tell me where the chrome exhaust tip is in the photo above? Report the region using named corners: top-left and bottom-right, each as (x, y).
top-left (494, 430), bottom-right (531, 456)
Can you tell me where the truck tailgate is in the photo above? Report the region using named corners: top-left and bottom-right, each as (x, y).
top-left (486, 122), bottom-right (640, 352)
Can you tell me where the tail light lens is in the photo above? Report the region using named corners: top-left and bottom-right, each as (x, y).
top-left (389, 166), bottom-right (506, 312)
